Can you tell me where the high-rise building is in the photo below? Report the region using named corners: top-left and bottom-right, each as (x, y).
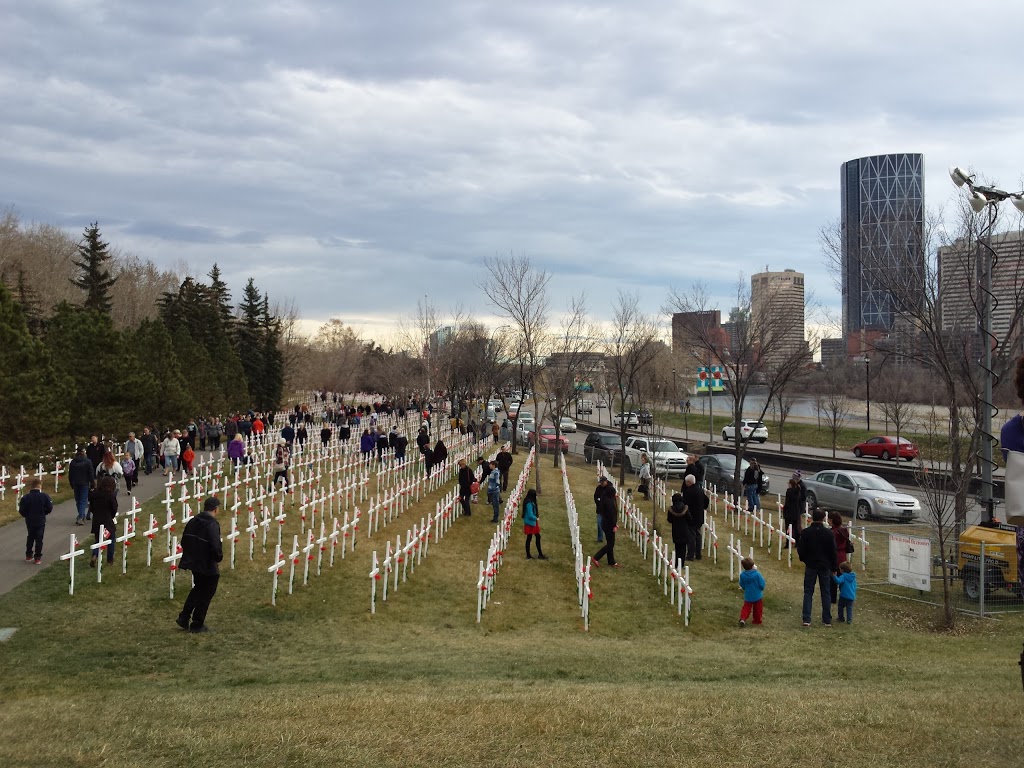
top-left (840, 153), bottom-right (925, 336)
top-left (671, 310), bottom-right (728, 358)
top-left (820, 338), bottom-right (847, 368)
top-left (938, 230), bottom-right (1024, 349)
top-left (750, 269), bottom-right (807, 368)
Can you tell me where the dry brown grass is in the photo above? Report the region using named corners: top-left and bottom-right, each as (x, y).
top-left (0, 457), bottom-right (1021, 767)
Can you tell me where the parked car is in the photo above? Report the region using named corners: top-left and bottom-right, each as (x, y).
top-left (613, 412), bottom-right (640, 427)
top-left (637, 409), bottom-right (653, 426)
top-left (508, 402), bottom-right (520, 418)
top-left (596, 399), bottom-right (608, 408)
top-left (623, 437), bottom-right (687, 477)
top-left (529, 426), bottom-right (569, 452)
top-left (583, 432), bottom-right (622, 465)
top-left (722, 420), bottom-right (769, 443)
top-left (578, 399), bottom-right (593, 415)
top-left (852, 436), bottom-right (919, 462)
top-left (802, 470), bottom-right (920, 522)
top-left (696, 454), bottom-right (770, 495)
top-left (558, 416), bottom-right (577, 433)
top-left (488, 399), bottom-right (503, 413)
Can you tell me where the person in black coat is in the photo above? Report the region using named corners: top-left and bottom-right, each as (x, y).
top-left (593, 476), bottom-right (615, 544)
top-left (782, 476), bottom-right (803, 547)
top-left (432, 439), bottom-right (448, 466)
top-left (19, 478), bottom-right (53, 563)
top-left (85, 435), bottom-right (106, 471)
top-left (666, 492), bottom-right (692, 567)
top-left (682, 475), bottom-right (707, 561)
top-left (68, 448), bottom-right (94, 525)
top-left (591, 486), bottom-right (619, 567)
top-left (176, 496), bottom-right (224, 633)
top-left (495, 447), bottom-right (514, 491)
top-left (88, 476), bottom-right (118, 566)
top-left (681, 453), bottom-right (704, 491)
top-left (797, 508), bottom-right (838, 627)
top-left (457, 459), bottom-right (475, 517)
top-left (141, 427), bottom-right (159, 474)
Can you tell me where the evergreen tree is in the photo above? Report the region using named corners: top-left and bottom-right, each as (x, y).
top-left (235, 278), bottom-right (266, 409)
top-left (128, 319), bottom-right (195, 427)
top-left (45, 302), bottom-right (132, 439)
top-left (13, 266), bottom-right (45, 337)
top-left (260, 292), bottom-right (284, 411)
top-left (71, 222), bottom-right (117, 314)
top-left (0, 285), bottom-right (69, 447)
top-left (207, 263), bottom-right (235, 334)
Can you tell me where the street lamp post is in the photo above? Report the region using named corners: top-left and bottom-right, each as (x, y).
top-left (949, 166), bottom-right (1024, 523)
top-left (865, 356), bottom-right (871, 433)
top-left (672, 368), bottom-right (677, 413)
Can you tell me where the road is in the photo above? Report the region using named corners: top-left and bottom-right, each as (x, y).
top-left (544, 426), bottom-right (986, 529)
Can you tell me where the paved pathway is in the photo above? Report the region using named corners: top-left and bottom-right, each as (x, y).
top-left (0, 466), bottom-right (171, 597)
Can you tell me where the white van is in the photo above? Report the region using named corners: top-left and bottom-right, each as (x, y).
top-left (578, 399), bottom-right (593, 414)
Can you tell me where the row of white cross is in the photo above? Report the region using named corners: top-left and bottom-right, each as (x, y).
top-left (476, 447), bottom-right (536, 623)
top-left (368, 438), bottom-right (498, 613)
top-left (706, 485), bottom-right (871, 573)
top-left (560, 454), bottom-right (591, 631)
top-left (599, 463), bottom-right (694, 626)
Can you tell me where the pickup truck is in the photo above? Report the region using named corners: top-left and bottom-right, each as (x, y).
top-left (622, 436), bottom-right (688, 477)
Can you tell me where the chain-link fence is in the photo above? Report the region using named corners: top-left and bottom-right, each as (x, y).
top-left (854, 522), bottom-right (1023, 617)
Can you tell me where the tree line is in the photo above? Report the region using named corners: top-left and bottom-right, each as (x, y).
top-left (0, 219), bottom-right (283, 461)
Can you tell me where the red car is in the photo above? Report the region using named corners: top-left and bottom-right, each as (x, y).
top-left (852, 436), bottom-right (919, 462)
top-left (529, 426), bottom-right (569, 452)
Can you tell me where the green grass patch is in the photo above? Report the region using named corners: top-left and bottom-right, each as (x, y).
top-left (0, 457), bottom-right (1021, 767)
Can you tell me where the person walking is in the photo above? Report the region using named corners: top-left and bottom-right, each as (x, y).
top-left (85, 435), bottom-right (105, 472)
top-left (228, 433), bottom-right (245, 467)
top-left (124, 432), bottom-right (143, 488)
top-left (681, 453), bottom-right (704, 491)
top-left (523, 489), bottom-right (547, 559)
top-left (486, 460), bottom-right (502, 523)
top-left (141, 427), bottom-right (158, 474)
top-left (496, 445), bottom-right (513, 492)
top-left (593, 475), bottom-right (614, 543)
top-left (161, 432), bottom-right (180, 476)
top-left (491, 420), bottom-right (500, 444)
top-left (19, 478), bottom-right (53, 564)
top-left (797, 508), bottom-right (838, 627)
top-left (457, 459), bottom-right (474, 518)
top-left (742, 458), bottom-right (764, 512)
top-left (207, 418), bottom-right (223, 453)
top-left (68, 447), bottom-right (94, 525)
top-left (738, 557), bottom-right (766, 627)
top-left (95, 449), bottom-right (124, 494)
top-left (591, 485), bottom-right (620, 568)
top-left (88, 476), bottom-right (118, 567)
top-left (176, 496), bottom-right (224, 634)
top-left (270, 439), bottom-right (291, 491)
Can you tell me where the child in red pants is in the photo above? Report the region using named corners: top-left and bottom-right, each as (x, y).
top-left (738, 556), bottom-right (766, 626)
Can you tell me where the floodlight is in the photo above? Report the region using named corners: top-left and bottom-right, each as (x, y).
top-left (1012, 194), bottom-right (1024, 214)
top-left (969, 190), bottom-right (988, 213)
top-left (949, 167), bottom-right (972, 187)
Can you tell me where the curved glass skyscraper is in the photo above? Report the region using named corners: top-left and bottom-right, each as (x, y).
top-left (840, 153), bottom-right (925, 335)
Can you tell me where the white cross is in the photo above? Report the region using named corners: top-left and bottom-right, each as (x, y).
top-left (245, 509), bottom-right (258, 561)
top-left (163, 536), bottom-right (183, 600)
top-left (267, 543), bottom-right (287, 606)
top-left (302, 530), bottom-right (316, 585)
top-left (116, 517), bottom-right (136, 575)
top-left (287, 534), bottom-right (300, 595)
top-left (226, 513), bottom-right (240, 570)
top-left (59, 533), bottom-right (86, 595)
top-left (0, 465), bottom-right (8, 500)
top-left (328, 517), bottom-right (341, 567)
top-left (91, 526), bottom-right (112, 583)
top-left (162, 509), bottom-right (177, 556)
top-left (181, 502), bottom-right (194, 526)
top-left (35, 462), bottom-right (47, 488)
top-left (13, 465), bottom-right (27, 501)
top-left (143, 514), bottom-right (159, 567)
top-left (316, 519), bottom-right (328, 576)
top-left (52, 460), bottom-right (64, 493)
top-left (260, 509), bottom-right (271, 553)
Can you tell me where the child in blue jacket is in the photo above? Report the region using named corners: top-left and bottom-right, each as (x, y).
top-left (833, 561), bottom-right (858, 624)
top-left (738, 556), bottom-right (766, 626)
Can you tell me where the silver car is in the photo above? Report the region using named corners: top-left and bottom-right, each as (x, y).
top-left (802, 470), bottom-right (920, 522)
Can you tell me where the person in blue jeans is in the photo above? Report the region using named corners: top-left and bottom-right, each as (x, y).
top-left (797, 507), bottom-right (837, 627)
top-left (833, 561), bottom-right (858, 624)
top-left (68, 447), bottom-right (94, 525)
top-left (742, 458), bottom-right (764, 512)
top-left (487, 460), bottom-right (502, 523)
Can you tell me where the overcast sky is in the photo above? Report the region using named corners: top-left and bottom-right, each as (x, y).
top-left (3, 1), bottom-right (1024, 341)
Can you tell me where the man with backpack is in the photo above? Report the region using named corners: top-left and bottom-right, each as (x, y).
top-left (176, 496), bottom-right (223, 633)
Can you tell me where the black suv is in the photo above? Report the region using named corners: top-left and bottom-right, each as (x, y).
top-left (583, 431), bottom-right (622, 465)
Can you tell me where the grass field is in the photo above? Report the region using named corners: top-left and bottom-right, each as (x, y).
top-left (0, 456), bottom-right (1021, 767)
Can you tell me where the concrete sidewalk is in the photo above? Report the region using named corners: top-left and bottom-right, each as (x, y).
top-left (0, 466), bottom-right (172, 597)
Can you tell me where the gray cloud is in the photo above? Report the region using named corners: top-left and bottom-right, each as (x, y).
top-left (3, 0), bottom-right (1024, 337)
